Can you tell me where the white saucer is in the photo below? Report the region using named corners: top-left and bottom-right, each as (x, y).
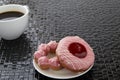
top-left (33, 59), bottom-right (94, 79)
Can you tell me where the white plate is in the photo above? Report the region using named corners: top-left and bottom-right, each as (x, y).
top-left (33, 59), bottom-right (94, 79)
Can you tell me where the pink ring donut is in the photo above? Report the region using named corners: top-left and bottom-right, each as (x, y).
top-left (56, 36), bottom-right (95, 72)
top-left (34, 41), bottom-right (62, 70)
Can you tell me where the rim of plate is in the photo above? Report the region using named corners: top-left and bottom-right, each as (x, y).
top-left (33, 59), bottom-right (94, 79)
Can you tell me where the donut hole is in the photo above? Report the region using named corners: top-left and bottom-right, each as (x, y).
top-left (47, 52), bottom-right (56, 58)
top-left (68, 42), bottom-right (87, 58)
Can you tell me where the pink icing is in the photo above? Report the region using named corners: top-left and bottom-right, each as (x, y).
top-left (47, 41), bottom-right (58, 52)
top-left (49, 57), bottom-right (61, 67)
top-left (34, 50), bottom-right (46, 59)
top-left (38, 43), bottom-right (50, 53)
top-left (38, 56), bottom-right (49, 66)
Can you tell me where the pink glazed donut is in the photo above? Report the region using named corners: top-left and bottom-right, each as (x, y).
top-left (34, 41), bottom-right (62, 70)
top-left (56, 36), bottom-right (95, 72)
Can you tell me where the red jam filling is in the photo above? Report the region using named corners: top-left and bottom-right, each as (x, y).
top-left (68, 43), bottom-right (87, 58)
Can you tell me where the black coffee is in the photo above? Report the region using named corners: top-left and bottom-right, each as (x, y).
top-left (0, 11), bottom-right (24, 20)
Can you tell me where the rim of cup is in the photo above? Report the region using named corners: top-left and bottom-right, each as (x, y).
top-left (0, 4), bottom-right (29, 22)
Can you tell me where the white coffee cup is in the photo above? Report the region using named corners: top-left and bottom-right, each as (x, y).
top-left (0, 4), bottom-right (29, 40)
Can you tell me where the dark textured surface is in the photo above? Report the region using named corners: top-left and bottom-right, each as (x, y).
top-left (0, 0), bottom-right (120, 80)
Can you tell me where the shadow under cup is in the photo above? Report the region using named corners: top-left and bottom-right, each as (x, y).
top-left (0, 4), bottom-right (29, 40)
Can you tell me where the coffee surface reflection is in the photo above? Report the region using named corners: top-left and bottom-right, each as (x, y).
top-left (0, 11), bottom-right (24, 20)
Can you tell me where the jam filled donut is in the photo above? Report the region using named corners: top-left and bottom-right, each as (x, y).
top-left (34, 41), bottom-right (62, 70)
top-left (56, 36), bottom-right (95, 72)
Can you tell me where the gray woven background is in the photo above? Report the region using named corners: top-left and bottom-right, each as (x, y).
top-left (0, 0), bottom-right (120, 80)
